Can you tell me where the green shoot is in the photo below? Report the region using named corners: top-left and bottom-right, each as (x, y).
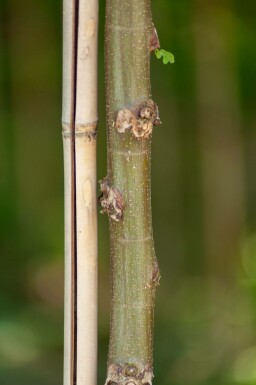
top-left (154, 48), bottom-right (175, 64)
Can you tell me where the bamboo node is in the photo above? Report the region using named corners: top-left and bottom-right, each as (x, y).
top-left (105, 363), bottom-right (152, 385)
top-left (99, 178), bottom-right (125, 222)
top-left (125, 364), bottom-right (138, 377)
top-left (115, 100), bottom-right (161, 139)
top-left (62, 121), bottom-right (98, 140)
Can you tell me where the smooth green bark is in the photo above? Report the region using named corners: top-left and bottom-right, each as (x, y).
top-left (104, 1), bottom-right (159, 384)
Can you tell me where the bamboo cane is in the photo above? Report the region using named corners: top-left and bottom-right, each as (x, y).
top-left (101, 1), bottom-right (160, 384)
top-left (62, 1), bottom-right (98, 384)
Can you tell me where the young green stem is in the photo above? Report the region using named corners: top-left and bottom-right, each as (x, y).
top-left (104, 1), bottom-right (159, 384)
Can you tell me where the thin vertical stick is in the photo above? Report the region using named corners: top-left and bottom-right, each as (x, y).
top-left (62, 0), bottom-right (98, 384)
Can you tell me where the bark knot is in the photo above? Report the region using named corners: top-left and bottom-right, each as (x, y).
top-left (150, 26), bottom-right (160, 52)
top-left (115, 109), bottom-right (137, 134)
top-left (99, 178), bottom-right (124, 222)
top-left (152, 263), bottom-right (161, 287)
top-left (106, 363), bottom-right (152, 385)
top-left (115, 99), bottom-right (161, 139)
top-left (145, 263), bottom-right (161, 289)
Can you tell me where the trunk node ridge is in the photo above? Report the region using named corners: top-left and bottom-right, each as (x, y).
top-left (106, 363), bottom-right (153, 385)
top-left (99, 177), bottom-right (125, 221)
top-left (115, 100), bottom-right (161, 139)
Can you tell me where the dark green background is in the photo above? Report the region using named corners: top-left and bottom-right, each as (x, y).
top-left (1, 1), bottom-right (256, 384)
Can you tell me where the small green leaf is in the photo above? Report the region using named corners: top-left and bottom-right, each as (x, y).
top-left (154, 48), bottom-right (175, 65)
top-left (165, 51), bottom-right (175, 64)
top-left (155, 49), bottom-right (162, 59)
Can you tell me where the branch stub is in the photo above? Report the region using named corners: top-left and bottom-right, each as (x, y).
top-left (99, 178), bottom-right (125, 222)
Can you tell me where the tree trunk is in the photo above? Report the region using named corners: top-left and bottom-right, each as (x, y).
top-left (102, 1), bottom-right (160, 384)
top-left (62, 0), bottom-right (98, 384)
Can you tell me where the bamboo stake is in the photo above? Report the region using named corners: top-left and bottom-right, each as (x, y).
top-left (101, 1), bottom-right (160, 384)
top-left (62, 1), bottom-right (98, 384)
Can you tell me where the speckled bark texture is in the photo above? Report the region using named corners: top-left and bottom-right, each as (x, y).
top-left (104, 1), bottom-right (160, 385)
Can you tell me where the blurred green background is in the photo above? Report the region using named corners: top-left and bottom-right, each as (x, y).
top-left (1, 0), bottom-right (256, 384)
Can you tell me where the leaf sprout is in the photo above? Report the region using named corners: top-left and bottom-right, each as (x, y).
top-left (154, 49), bottom-right (175, 65)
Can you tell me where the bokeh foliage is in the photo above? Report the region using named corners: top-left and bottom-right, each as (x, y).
top-left (1, 0), bottom-right (256, 384)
